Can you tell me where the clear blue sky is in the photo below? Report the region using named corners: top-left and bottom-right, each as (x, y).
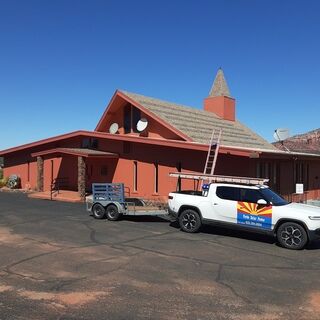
top-left (1, 0), bottom-right (320, 150)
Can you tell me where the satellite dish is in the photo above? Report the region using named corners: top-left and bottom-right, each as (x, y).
top-left (109, 122), bottom-right (119, 134)
top-left (136, 118), bottom-right (148, 132)
top-left (273, 128), bottom-right (290, 142)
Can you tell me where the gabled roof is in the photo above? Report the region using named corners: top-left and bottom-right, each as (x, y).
top-left (95, 90), bottom-right (191, 141)
top-left (209, 68), bottom-right (231, 97)
top-left (120, 90), bottom-right (278, 151)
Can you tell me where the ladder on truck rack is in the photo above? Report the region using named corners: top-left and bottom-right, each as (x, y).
top-left (169, 172), bottom-right (269, 186)
top-left (204, 129), bottom-right (222, 175)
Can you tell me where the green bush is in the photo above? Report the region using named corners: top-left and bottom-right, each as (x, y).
top-left (0, 177), bottom-right (8, 188)
top-left (0, 168), bottom-right (3, 180)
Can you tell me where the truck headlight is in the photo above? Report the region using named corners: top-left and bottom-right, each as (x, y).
top-left (309, 216), bottom-right (320, 220)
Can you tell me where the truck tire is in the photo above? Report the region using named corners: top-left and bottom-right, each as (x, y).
top-left (106, 204), bottom-right (121, 221)
top-left (179, 209), bottom-right (201, 233)
top-left (92, 203), bottom-right (106, 219)
top-left (276, 222), bottom-right (308, 250)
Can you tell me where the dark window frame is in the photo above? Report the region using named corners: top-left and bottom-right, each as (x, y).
top-left (124, 105), bottom-right (132, 134)
top-left (216, 186), bottom-right (266, 204)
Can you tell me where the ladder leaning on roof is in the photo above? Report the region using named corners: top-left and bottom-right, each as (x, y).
top-left (203, 129), bottom-right (222, 175)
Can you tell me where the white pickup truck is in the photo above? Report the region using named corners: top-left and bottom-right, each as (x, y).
top-left (168, 183), bottom-right (320, 249)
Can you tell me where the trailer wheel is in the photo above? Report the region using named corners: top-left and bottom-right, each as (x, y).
top-left (92, 203), bottom-right (106, 219)
top-left (106, 204), bottom-right (121, 221)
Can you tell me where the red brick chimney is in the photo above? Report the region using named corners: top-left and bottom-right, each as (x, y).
top-left (204, 68), bottom-right (235, 121)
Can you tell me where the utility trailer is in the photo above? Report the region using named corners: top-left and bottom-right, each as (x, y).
top-left (86, 183), bottom-right (167, 220)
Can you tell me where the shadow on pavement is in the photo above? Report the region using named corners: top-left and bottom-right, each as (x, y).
top-left (121, 215), bottom-right (170, 223)
top-left (169, 221), bottom-right (320, 249)
top-left (169, 220), bottom-right (275, 244)
top-left (88, 213), bottom-right (170, 223)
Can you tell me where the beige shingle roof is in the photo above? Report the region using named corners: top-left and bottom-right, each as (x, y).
top-left (121, 90), bottom-right (277, 151)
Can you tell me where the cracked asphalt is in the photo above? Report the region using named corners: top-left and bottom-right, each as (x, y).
top-left (1, 193), bottom-right (320, 320)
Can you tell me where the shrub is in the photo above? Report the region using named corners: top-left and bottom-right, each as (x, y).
top-left (0, 177), bottom-right (8, 188)
top-left (0, 168), bottom-right (3, 180)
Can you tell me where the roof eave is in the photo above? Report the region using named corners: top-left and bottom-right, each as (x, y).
top-left (2, 129), bottom-right (320, 159)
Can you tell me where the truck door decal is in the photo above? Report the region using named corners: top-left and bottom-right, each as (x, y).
top-left (237, 202), bottom-right (272, 230)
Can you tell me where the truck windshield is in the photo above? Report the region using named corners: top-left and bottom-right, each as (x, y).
top-left (260, 188), bottom-right (288, 206)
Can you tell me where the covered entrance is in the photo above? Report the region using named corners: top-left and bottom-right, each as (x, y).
top-left (31, 148), bottom-right (119, 200)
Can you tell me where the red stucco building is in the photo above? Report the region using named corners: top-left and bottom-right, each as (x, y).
top-left (1, 69), bottom-right (320, 201)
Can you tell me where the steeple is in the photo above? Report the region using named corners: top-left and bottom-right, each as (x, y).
top-left (209, 68), bottom-right (231, 98)
top-left (204, 68), bottom-right (235, 121)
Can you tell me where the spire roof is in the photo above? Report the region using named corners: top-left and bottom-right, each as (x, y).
top-left (209, 68), bottom-right (231, 98)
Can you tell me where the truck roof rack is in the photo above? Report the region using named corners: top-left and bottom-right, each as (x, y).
top-left (169, 172), bottom-right (269, 186)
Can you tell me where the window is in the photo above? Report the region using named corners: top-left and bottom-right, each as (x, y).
top-left (154, 163), bottom-right (159, 193)
top-left (81, 138), bottom-right (99, 149)
top-left (91, 139), bottom-right (98, 149)
top-left (260, 188), bottom-right (288, 206)
top-left (256, 161), bottom-right (272, 179)
top-left (124, 104), bottom-right (142, 133)
top-left (81, 138), bottom-right (90, 148)
top-left (217, 186), bottom-right (266, 204)
top-left (133, 161), bottom-right (138, 191)
top-left (216, 186), bottom-right (240, 201)
top-left (295, 162), bottom-right (304, 184)
top-left (294, 162), bottom-right (309, 191)
top-left (132, 107), bottom-right (141, 133)
top-left (239, 188), bottom-right (262, 203)
top-left (27, 161), bottom-right (30, 181)
top-left (176, 162), bottom-right (182, 191)
top-left (124, 105), bottom-right (132, 133)
top-left (101, 165), bottom-right (108, 176)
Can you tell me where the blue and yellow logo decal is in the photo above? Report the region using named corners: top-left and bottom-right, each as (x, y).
top-left (237, 202), bottom-right (272, 230)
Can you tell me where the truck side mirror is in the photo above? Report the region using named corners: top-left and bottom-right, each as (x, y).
top-left (257, 199), bottom-right (267, 205)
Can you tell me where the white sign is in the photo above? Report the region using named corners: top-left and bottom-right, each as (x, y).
top-left (296, 183), bottom-right (304, 194)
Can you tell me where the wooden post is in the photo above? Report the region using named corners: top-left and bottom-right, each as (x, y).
top-left (78, 156), bottom-right (86, 200)
top-left (36, 156), bottom-right (44, 192)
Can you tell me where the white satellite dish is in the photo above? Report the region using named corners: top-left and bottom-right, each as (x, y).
top-left (273, 128), bottom-right (290, 142)
top-left (109, 122), bottom-right (119, 134)
top-left (136, 118), bottom-right (148, 132)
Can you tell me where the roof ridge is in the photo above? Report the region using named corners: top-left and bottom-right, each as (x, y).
top-left (288, 128), bottom-right (320, 140)
top-left (119, 89), bottom-right (220, 118)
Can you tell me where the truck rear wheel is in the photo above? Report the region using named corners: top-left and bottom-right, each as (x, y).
top-left (92, 203), bottom-right (106, 219)
top-left (106, 204), bottom-right (121, 221)
top-left (179, 209), bottom-right (201, 233)
top-left (276, 222), bottom-right (308, 250)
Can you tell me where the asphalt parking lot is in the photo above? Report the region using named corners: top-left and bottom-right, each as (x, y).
top-left (0, 192), bottom-right (320, 320)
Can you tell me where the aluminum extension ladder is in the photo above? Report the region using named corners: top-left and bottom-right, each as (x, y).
top-left (203, 129), bottom-right (222, 175)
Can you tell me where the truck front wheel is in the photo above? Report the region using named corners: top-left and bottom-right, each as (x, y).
top-left (179, 209), bottom-right (201, 233)
top-left (276, 222), bottom-right (308, 250)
